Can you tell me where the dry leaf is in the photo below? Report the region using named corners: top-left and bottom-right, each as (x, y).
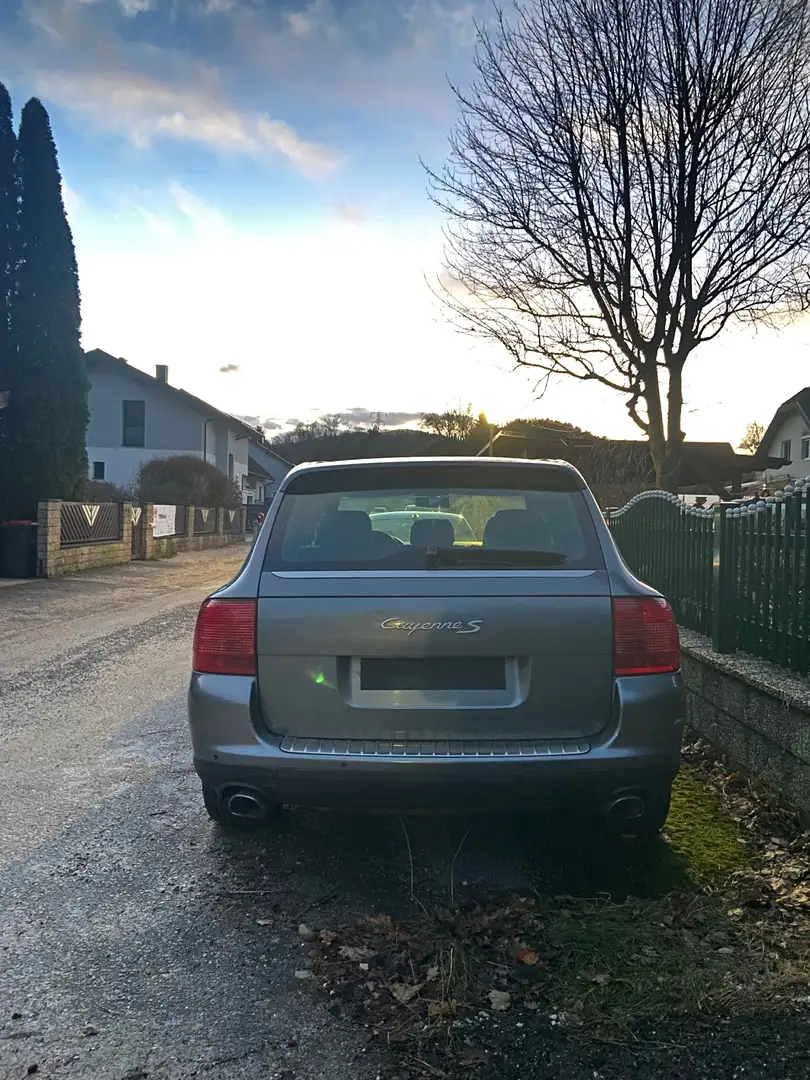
top-left (488, 989), bottom-right (511, 1012)
top-left (426, 964), bottom-right (440, 982)
top-left (319, 930), bottom-right (339, 945)
top-left (339, 946), bottom-right (376, 962)
top-left (516, 948), bottom-right (539, 966)
top-left (428, 1001), bottom-right (456, 1018)
top-left (391, 982), bottom-right (422, 1005)
top-left (365, 914), bottom-right (395, 932)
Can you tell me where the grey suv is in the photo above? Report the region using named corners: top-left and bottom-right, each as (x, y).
top-left (188, 457), bottom-right (684, 836)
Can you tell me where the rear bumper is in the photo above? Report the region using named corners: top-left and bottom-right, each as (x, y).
top-left (187, 672), bottom-right (685, 812)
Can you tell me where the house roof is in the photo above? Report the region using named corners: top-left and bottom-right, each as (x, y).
top-left (85, 349), bottom-right (264, 443)
top-left (246, 441), bottom-right (292, 471)
top-left (247, 452), bottom-right (273, 479)
top-left (758, 386), bottom-right (810, 462)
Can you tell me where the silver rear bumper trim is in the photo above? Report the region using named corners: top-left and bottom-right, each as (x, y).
top-left (279, 736), bottom-right (591, 758)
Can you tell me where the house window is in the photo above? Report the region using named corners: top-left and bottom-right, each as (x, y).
top-left (781, 438), bottom-right (792, 462)
top-left (122, 400), bottom-right (146, 447)
top-left (228, 452), bottom-right (234, 478)
top-left (802, 437), bottom-right (810, 461)
top-left (92, 461), bottom-right (105, 481)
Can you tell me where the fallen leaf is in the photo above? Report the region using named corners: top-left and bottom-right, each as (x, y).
top-left (365, 914), bottom-right (395, 932)
top-left (516, 948), bottom-right (539, 966)
top-left (488, 989), bottom-right (511, 1012)
top-left (428, 1001), bottom-right (456, 1018)
top-left (391, 982), bottom-right (422, 1005)
top-left (339, 946), bottom-right (376, 962)
top-left (425, 964), bottom-right (440, 982)
top-left (319, 930), bottom-right (339, 945)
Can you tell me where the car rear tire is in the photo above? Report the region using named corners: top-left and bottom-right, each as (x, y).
top-left (201, 783), bottom-right (280, 831)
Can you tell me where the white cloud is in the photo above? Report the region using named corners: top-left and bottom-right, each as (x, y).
top-left (74, 188), bottom-right (532, 429)
top-left (15, 0), bottom-right (342, 178)
top-left (34, 68), bottom-right (343, 178)
top-left (224, 0), bottom-right (482, 115)
top-left (118, 0), bottom-right (156, 16)
top-left (61, 180), bottom-right (85, 222)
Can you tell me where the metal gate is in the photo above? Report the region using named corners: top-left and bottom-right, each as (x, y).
top-left (131, 505), bottom-right (145, 559)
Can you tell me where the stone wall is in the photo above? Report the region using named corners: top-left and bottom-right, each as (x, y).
top-left (145, 506), bottom-right (246, 559)
top-left (38, 500), bottom-right (132, 578)
top-left (681, 629), bottom-right (810, 820)
top-left (37, 501), bottom-right (247, 578)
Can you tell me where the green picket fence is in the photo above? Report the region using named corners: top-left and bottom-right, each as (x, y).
top-left (607, 485), bottom-right (810, 675)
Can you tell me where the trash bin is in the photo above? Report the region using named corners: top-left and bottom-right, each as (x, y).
top-left (0, 521), bottom-right (38, 578)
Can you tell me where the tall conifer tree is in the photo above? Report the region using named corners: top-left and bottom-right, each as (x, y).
top-left (4, 98), bottom-right (86, 519)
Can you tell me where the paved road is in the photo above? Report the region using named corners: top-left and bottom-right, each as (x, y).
top-left (0, 550), bottom-right (375, 1080)
top-left (0, 548), bottom-right (656, 1080)
top-left (0, 549), bottom-right (578, 1080)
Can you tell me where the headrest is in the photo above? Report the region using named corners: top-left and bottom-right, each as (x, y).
top-left (410, 516), bottom-right (455, 548)
top-left (315, 510), bottom-right (373, 554)
top-left (483, 509), bottom-right (551, 550)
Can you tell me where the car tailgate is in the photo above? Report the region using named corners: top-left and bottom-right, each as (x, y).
top-left (256, 570), bottom-right (613, 743)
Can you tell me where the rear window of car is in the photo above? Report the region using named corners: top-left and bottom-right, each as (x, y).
top-left (263, 463), bottom-right (604, 572)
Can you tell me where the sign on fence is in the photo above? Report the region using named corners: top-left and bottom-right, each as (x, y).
top-left (153, 504), bottom-right (177, 538)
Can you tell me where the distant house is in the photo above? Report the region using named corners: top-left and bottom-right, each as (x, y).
top-left (759, 387), bottom-right (810, 481)
top-left (84, 349), bottom-right (290, 501)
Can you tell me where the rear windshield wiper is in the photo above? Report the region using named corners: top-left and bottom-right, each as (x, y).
top-left (427, 547), bottom-right (567, 569)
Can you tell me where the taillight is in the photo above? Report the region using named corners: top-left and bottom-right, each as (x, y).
top-left (612, 596), bottom-right (679, 676)
top-left (193, 598), bottom-right (257, 676)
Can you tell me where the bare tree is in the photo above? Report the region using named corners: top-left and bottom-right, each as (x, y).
top-left (429, 0), bottom-right (810, 490)
top-left (319, 413), bottom-right (343, 438)
top-left (738, 420), bottom-right (766, 453)
top-left (420, 403), bottom-right (479, 439)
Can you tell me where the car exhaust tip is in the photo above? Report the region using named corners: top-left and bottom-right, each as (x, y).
top-left (226, 790), bottom-right (268, 820)
top-left (606, 795), bottom-right (645, 823)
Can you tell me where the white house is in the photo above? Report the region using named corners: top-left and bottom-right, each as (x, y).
top-left (85, 349), bottom-right (290, 500)
top-left (759, 386), bottom-right (810, 481)
top-left (244, 442), bottom-right (291, 504)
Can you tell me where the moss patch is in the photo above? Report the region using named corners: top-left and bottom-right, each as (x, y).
top-left (666, 766), bottom-right (749, 883)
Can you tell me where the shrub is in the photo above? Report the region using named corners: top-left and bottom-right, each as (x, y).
top-left (136, 455), bottom-right (242, 508)
top-left (78, 479), bottom-right (128, 503)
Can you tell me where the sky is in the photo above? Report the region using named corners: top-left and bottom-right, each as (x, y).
top-left (1, 0), bottom-right (809, 443)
